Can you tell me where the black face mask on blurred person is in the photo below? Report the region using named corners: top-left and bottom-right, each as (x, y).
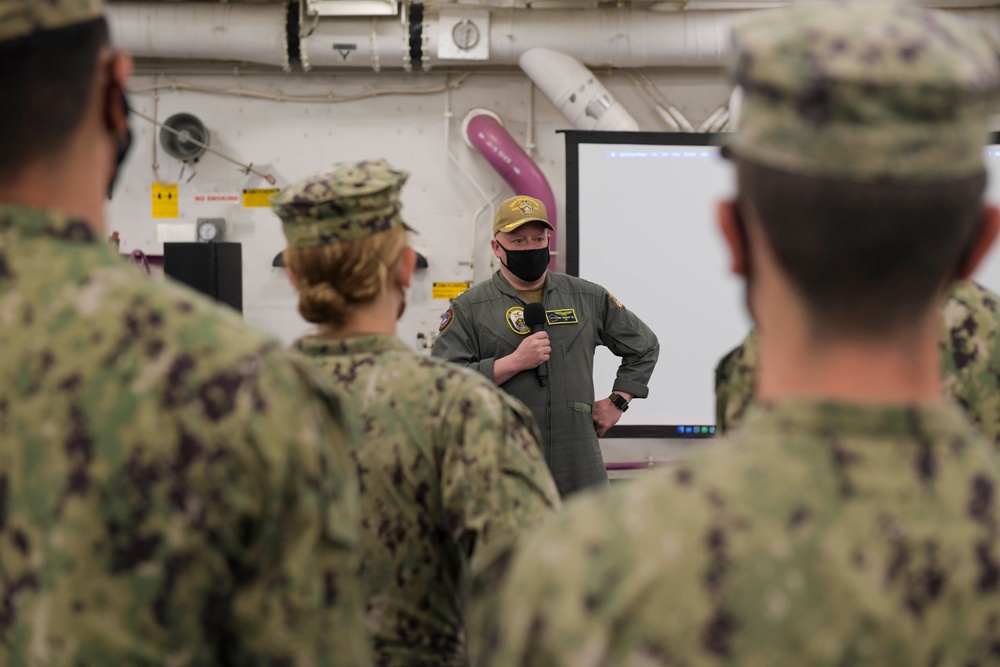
top-left (107, 87), bottom-right (133, 200)
top-left (496, 240), bottom-right (550, 283)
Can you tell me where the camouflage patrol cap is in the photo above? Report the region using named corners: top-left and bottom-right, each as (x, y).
top-left (273, 159), bottom-right (416, 248)
top-left (725, 2), bottom-right (1000, 181)
top-left (0, 0), bottom-right (104, 43)
top-left (493, 196), bottom-right (554, 236)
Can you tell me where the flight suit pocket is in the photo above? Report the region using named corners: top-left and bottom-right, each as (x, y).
top-left (479, 321), bottom-right (521, 355)
top-left (562, 316), bottom-right (592, 353)
top-left (570, 401), bottom-right (592, 414)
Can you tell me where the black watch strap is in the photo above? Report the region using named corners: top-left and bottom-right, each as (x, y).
top-left (609, 393), bottom-right (629, 412)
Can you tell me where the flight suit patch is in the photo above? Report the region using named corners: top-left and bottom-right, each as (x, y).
top-left (610, 293), bottom-right (624, 310)
top-left (545, 309), bottom-right (579, 325)
top-left (506, 306), bottom-right (530, 335)
top-left (439, 309), bottom-right (454, 332)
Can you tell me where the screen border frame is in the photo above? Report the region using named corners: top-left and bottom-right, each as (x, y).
top-left (563, 130), bottom-right (1000, 439)
top-left (563, 131), bottom-right (724, 439)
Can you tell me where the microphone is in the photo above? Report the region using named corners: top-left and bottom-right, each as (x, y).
top-left (523, 303), bottom-right (548, 387)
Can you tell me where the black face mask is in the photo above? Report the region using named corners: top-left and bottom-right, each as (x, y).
top-left (496, 240), bottom-right (550, 283)
top-left (107, 87), bottom-right (133, 200)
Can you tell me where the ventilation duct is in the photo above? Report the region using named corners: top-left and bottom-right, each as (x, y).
top-left (463, 109), bottom-right (559, 270)
top-left (520, 48), bottom-right (639, 131)
top-left (109, 2), bottom-right (289, 69)
top-left (106, 4), bottom-right (1000, 72)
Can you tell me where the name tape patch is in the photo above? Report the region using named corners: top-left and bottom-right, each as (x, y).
top-left (545, 308), bottom-right (579, 325)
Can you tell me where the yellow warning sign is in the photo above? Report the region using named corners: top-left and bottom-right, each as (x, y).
top-left (433, 282), bottom-right (471, 300)
top-left (151, 183), bottom-right (179, 219)
top-left (242, 188), bottom-right (280, 208)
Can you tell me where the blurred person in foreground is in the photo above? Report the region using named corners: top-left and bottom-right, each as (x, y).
top-left (273, 159), bottom-right (560, 667)
top-left (469, 4), bottom-right (1000, 665)
top-left (0, 1), bottom-right (370, 664)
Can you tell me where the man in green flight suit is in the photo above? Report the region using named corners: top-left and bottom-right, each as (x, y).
top-left (432, 195), bottom-right (659, 497)
top-left (0, 2), bottom-right (370, 665)
top-left (469, 3), bottom-right (1000, 665)
top-left (717, 279), bottom-right (1000, 444)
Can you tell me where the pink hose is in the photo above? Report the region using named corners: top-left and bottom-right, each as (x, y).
top-left (465, 112), bottom-right (558, 271)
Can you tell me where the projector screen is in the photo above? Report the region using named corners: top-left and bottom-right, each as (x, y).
top-left (566, 131), bottom-right (1000, 438)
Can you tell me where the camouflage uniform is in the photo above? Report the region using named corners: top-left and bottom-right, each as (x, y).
top-left (943, 280), bottom-right (1000, 444)
top-left (274, 161), bottom-right (561, 667)
top-left (714, 328), bottom-right (758, 434)
top-left (0, 4), bottom-right (370, 665)
top-left (0, 204), bottom-right (369, 666)
top-left (469, 5), bottom-right (1000, 665)
top-left (471, 401), bottom-right (1000, 666)
top-left (716, 280), bottom-right (1000, 443)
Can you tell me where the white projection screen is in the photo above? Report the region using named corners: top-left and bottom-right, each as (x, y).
top-left (566, 131), bottom-right (1000, 439)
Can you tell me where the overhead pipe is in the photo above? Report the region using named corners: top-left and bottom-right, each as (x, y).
top-left (106, 4), bottom-right (1000, 71)
top-left (309, 8), bottom-right (743, 70)
top-left (427, 8), bottom-right (743, 69)
top-left (107, 2), bottom-right (290, 69)
top-left (300, 13), bottom-right (410, 69)
top-left (463, 109), bottom-right (559, 271)
top-left (105, 4), bottom-right (746, 70)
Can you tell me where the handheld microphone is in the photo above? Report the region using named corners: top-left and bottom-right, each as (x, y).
top-left (523, 303), bottom-right (548, 387)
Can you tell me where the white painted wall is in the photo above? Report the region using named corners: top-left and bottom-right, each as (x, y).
top-left (111, 67), bottom-right (730, 345)
top-left (107, 66), bottom-right (731, 466)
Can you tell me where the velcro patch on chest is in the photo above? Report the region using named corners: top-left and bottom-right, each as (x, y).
top-left (506, 306), bottom-right (530, 334)
top-left (545, 308), bottom-right (579, 325)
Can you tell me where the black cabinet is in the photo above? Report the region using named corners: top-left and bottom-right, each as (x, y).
top-left (163, 242), bottom-right (242, 313)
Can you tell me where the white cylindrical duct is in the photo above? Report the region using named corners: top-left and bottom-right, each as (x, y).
top-left (105, 4), bottom-right (1000, 71)
top-left (301, 17), bottom-right (408, 70)
top-left (427, 8), bottom-right (748, 68)
top-left (107, 2), bottom-right (289, 69)
top-left (727, 86), bottom-right (744, 131)
top-left (520, 48), bottom-right (639, 131)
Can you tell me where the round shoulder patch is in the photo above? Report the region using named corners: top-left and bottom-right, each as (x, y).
top-left (506, 306), bottom-right (530, 335)
top-left (439, 308), bottom-right (454, 332)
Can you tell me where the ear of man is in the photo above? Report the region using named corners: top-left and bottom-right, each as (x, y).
top-left (955, 205), bottom-right (1000, 281)
top-left (398, 246), bottom-right (417, 288)
top-left (100, 51), bottom-right (132, 132)
top-left (717, 200), bottom-right (749, 276)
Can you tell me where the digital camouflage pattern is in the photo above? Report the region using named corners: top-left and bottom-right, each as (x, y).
top-left (294, 335), bottom-right (560, 667)
top-left (0, 0), bottom-right (104, 42)
top-left (470, 399), bottom-right (1000, 666)
top-left (716, 280), bottom-right (1000, 444)
top-left (726, 3), bottom-right (1000, 181)
top-left (0, 204), bottom-right (371, 666)
top-left (271, 159), bottom-right (416, 248)
top-left (943, 280), bottom-right (1000, 444)
top-left (714, 327), bottom-right (757, 434)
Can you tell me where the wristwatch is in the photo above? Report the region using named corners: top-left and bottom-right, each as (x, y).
top-left (609, 392), bottom-right (629, 412)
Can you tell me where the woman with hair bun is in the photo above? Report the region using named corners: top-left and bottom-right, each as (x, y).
top-left (271, 159), bottom-right (560, 667)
